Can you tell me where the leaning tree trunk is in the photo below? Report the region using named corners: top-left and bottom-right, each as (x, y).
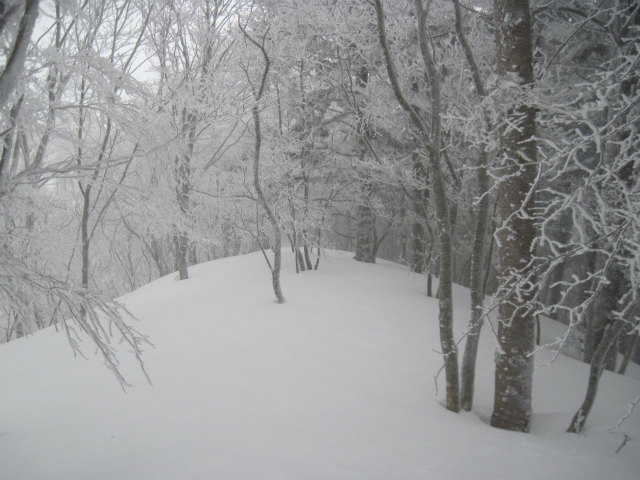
top-left (618, 331), bottom-right (638, 375)
top-left (240, 22), bottom-right (284, 304)
top-left (490, 0), bottom-right (538, 433)
top-left (568, 319), bottom-right (625, 433)
top-left (568, 265), bottom-right (625, 433)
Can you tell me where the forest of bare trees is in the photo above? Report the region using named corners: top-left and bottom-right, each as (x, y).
top-left (1, 0), bottom-right (638, 434)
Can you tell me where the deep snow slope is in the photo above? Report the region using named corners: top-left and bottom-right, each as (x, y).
top-left (1, 251), bottom-right (638, 480)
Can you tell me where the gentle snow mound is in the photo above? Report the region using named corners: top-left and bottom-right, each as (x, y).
top-left (1, 251), bottom-right (638, 479)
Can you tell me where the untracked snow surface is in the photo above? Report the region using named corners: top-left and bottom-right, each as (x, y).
top-left (1, 251), bottom-right (639, 479)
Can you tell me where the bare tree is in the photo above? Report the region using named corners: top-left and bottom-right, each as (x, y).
top-left (0, 0), bottom-right (148, 387)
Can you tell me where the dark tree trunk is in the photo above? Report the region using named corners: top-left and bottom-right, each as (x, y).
top-left (584, 260), bottom-right (624, 372)
top-left (568, 319), bottom-right (625, 433)
top-left (80, 186), bottom-right (91, 293)
top-left (411, 221), bottom-right (427, 274)
top-left (303, 242), bottom-right (313, 271)
top-left (491, 0), bottom-right (538, 433)
top-left (174, 116), bottom-right (195, 281)
top-left (411, 165), bottom-right (430, 274)
top-left (618, 331), bottom-right (638, 375)
top-left (460, 151), bottom-right (489, 411)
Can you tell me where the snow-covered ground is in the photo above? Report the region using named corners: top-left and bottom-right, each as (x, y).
top-left (1, 251), bottom-right (638, 479)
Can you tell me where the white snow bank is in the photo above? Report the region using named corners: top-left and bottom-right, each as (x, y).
top-left (1, 251), bottom-right (638, 479)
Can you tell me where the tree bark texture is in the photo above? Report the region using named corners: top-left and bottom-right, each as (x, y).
top-left (0, 0), bottom-right (39, 111)
top-left (491, 0), bottom-right (538, 433)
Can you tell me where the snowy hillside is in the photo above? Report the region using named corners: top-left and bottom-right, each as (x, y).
top-left (1, 251), bottom-right (638, 480)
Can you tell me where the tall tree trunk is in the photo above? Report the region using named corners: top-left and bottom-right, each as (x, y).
top-left (452, 0), bottom-right (491, 412)
top-left (460, 151), bottom-right (489, 411)
top-left (240, 22), bottom-right (284, 304)
top-left (415, 0), bottom-right (459, 412)
top-left (301, 157), bottom-right (314, 271)
top-left (375, 0), bottom-right (459, 411)
top-left (353, 64), bottom-right (377, 265)
top-left (491, 0), bottom-right (538, 433)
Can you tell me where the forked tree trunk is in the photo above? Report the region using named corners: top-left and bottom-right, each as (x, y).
top-left (491, 0), bottom-right (538, 433)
